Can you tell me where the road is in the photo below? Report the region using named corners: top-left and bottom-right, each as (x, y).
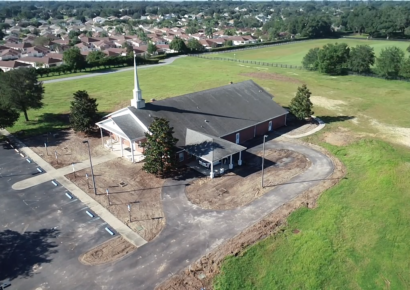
top-left (43, 55), bottom-right (185, 84)
top-left (3, 137), bottom-right (334, 289)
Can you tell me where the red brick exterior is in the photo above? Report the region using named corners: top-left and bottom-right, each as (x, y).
top-left (222, 114), bottom-right (287, 145)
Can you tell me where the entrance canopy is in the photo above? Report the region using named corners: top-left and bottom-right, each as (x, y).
top-left (96, 114), bottom-right (145, 142)
top-left (183, 129), bottom-right (246, 162)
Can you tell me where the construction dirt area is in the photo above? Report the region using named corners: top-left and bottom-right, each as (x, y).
top-left (80, 236), bottom-right (136, 266)
top-left (23, 129), bottom-right (106, 169)
top-left (157, 137), bottom-right (346, 290)
top-left (66, 158), bottom-right (165, 242)
top-left (186, 149), bottom-right (311, 210)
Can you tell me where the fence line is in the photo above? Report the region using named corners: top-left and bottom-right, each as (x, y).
top-left (188, 54), bottom-right (304, 70)
top-left (188, 54), bottom-right (410, 82)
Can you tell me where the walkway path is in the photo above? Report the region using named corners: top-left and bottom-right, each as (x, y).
top-left (283, 116), bottom-right (326, 139)
top-left (43, 55), bottom-right (185, 84)
top-left (1, 129), bottom-right (147, 248)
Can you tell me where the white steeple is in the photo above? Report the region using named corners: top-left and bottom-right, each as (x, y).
top-left (131, 51), bottom-right (145, 109)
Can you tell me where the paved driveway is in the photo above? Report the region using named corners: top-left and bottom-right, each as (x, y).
top-left (2, 138), bottom-right (333, 289)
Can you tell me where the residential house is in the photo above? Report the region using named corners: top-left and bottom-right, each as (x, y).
top-left (0, 60), bottom-right (31, 72)
top-left (4, 42), bottom-right (32, 52)
top-left (18, 56), bottom-right (63, 68)
top-left (0, 49), bottom-right (21, 61)
top-left (22, 46), bottom-right (50, 58)
top-left (93, 17), bottom-right (107, 24)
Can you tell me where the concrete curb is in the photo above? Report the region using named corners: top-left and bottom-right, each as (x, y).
top-left (282, 116), bottom-right (325, 139)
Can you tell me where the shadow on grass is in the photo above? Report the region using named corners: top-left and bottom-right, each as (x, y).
top-left (318, 115), bottom-right (355, 123)
top-left (0, 228), bottom-right (59, 282)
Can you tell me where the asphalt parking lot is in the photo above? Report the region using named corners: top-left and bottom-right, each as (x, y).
top-left (0, 140), bottom-right (115, 290)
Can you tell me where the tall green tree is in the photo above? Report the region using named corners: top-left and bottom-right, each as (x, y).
top-left (0, 68), bottom-right (44, 122)
top-left (142, 118), bottom-right (178, 178)
top-left (63, 47), bottom-right (86, 71)
top-left (187, 38), bottom-right (205, 52)
top-left (122, 42), bottom-right (133, 55)
top-left (86, 50), bottom-right (106, 63)
top-left (0, 105), bottom-right (19, 129)
top-left (317, 43), bottom-right (350, 75)
top-left (147, 42), bottom-right (158, 54)
top-left (169, 37), bottom-right (187, 53)
top-left (69, 90), bottom-right (99, 133)
top-left (302, 47), bottom-right (320, 71)
top-left (375, 46), bottom-right (405, 78)
top-left (289, 84), bottom-right (314, 121)
top-left (348, 45), bottom-right (375, 73)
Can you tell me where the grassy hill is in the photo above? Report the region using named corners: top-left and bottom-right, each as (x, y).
top-left (211, 38), bottom-right (410, 66)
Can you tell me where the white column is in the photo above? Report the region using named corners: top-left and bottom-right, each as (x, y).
top-left (210, 162), bottom-right (214, 178)
top-left (100, 127), bottom-right (104, 148)
top-left (120, 137), bottom-right (124, 157)
top-left (131, 140), bottom-right (135, 163)
top-left (238, 151), bottom-right (242, 165)
top-left (229, 155), bottom-right (233, 169)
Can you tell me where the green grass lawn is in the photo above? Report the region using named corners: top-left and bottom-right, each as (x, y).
top-left (214, 135), bottom-right (410, 289)
top-left (10, 55), bottom-right (410, 136)
top-left (38, 66), bottom-right (133, 81)
top-left (212, 38), bottom-right (410, 65)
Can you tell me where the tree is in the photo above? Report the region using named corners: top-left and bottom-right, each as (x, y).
top-left (169, 37), bottom-right (187, 53)
top-left (142, 117), bottom-right (178, 178)
top-left (187, 38), bottom-right (205, 52)
top-left (317, 43), bottom-right (350, 75)
top-left (122, 42), bottom-right (133, 55)
top-left (288, 85), bottom-right (314, 121)
top-left (69, 90), bottom-right (99, 133)
top-left (348, 45), bottom-right (375, 73)
top-left (302, 47), bottom-right (320, 71)
top-left (376, 46), bottom-right (405, 78)
top-left (224, 39), bottom-right (233, 47)
top-left (63, 47), bottom-right (86, 71)
top-left (400, 57), bottom-right (410, 78)
top-left (0, 105), bottom-right (19, 129)
top-left (0, 68), bottom-right (44, 122)
top-left (407, 44), bottom-right (410, 53)
top-left (147, 42), bottom-right (158, 54)
top-left (86, 50), bottom-right (106, 63)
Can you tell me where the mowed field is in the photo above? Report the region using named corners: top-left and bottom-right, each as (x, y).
top-left (6, 43), bottom-right (410, 288)
top-left (212, 38), bottom-right (410, 65)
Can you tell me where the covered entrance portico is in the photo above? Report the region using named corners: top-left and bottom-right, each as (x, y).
top-left (184, 129), bottom-right (246, 178)
top-left (96, 114), bottom-right (146, 163)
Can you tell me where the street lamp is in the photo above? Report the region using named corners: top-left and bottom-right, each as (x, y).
top-left (83, 140), bottom-right (97, 195)
top-left (261, 135), bottom-right (268, 188)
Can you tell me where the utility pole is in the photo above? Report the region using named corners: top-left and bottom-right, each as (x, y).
top-left (83, 140), bottom-right (97, 195)
top-left (261, 135), bottom-right (268, 188)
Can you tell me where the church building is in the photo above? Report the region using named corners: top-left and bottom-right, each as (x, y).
top-left (96, 54), bottom-right (288, 178)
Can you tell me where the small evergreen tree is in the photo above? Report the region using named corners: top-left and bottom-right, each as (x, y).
top-left (289, 85), bottom-right (314, 121)
top-left (69, 90), bottom-right (99, 133)
top-left (142, 118), bottom-right (178, 178)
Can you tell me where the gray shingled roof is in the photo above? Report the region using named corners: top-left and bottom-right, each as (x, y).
top-left (112, 114), bottom-right (145, 140)
top-left (129, 80), bottom-right (287, 147)
top-left (184, 129), bottom-right (246, 162)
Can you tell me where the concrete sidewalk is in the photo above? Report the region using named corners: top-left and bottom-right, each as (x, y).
top-left (1, 129), bottom-right (147, 247)
top-left (283, 116), bottom-right (326, 139)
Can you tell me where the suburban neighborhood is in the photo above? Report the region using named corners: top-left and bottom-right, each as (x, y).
top-left (1, 1), bottom-right (410, 290)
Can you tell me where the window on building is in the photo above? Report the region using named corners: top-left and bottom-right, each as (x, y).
top-left (235, 133), bottom-right (240, 144)
top-left (179, 152), bottom-right (184, 162)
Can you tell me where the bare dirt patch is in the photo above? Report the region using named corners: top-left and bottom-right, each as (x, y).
top-left (241, 72), bottom-right (302, 84)
top-left (79, 236), bottom-right (135, 266)
top-left (322, 127), bottom-right (361, 146)
top-left (67, 158), bottom-right (165, 241)
top-left (156, 138), bottom-right (346, 290)
top-left (186, 149), bottom-right (310, 210)
top-left (310, 96), bottom-right (347, 112)
top-left (23, 129), bottom-right (106, 169)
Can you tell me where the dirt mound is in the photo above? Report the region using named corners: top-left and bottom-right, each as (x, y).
top-left (241, 72), bottom-right (302, 84)
top-left (79, 237), bottom-right (135, 266)
top-left (156, 138), bottom-right (345, 290)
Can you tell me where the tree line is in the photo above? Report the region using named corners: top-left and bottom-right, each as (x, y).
top-left (303, 43), bottom-right (410, 79)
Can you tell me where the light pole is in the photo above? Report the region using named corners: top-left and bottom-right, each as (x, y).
top-left (261, 135), bottom-right (268, 188)
top-left (83, 140), bottom-right (97, 195)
